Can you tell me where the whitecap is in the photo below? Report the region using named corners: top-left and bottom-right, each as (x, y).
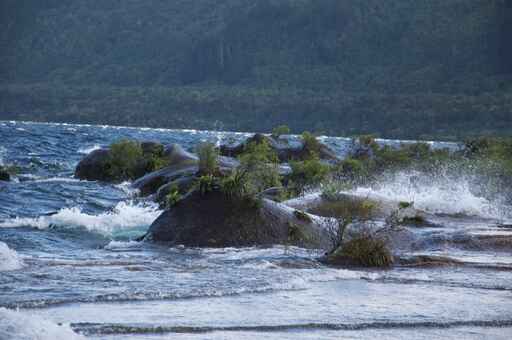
top-left (104, 240), bottom-right (142, 250)
top-left (0, 201), bottom-right (161, 235)
top-left (77, 144), bottom-right (102, 154)
top-left (0, 242), bottom-right (24, 271)
top-left (0, 308), bottom-right (85, 340)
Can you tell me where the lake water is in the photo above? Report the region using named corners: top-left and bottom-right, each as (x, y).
top-left (0, 121), bottom-right (511, 339)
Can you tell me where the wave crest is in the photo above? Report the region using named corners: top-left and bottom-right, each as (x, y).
top-left (0, 201), bottom-right (161, 235)
top-left (0, 242), bottom-right (24, 272)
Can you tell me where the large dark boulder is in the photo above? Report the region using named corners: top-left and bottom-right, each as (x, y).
top-left (220, 133), bottom-right (338, 162)
top-left (74, 149), bottom-right (112, 181)
top-left (0, 166), bottom-right (10, 181)
top-left (144, 189), bottom-right (331, 248)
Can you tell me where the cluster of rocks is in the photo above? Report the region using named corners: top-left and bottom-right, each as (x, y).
top-left (73, 133), bottom-right (455, 268)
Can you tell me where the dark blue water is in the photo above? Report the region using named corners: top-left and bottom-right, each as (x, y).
top-left (1, 121), bottom-right (511, 340)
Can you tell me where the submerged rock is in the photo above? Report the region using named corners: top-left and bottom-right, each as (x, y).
top-left (397, 255), bottom-right (463, 267)
top-left (144, 189), bottom-right (331, 248)
top-left (0, 166), bottom-right (10, 181)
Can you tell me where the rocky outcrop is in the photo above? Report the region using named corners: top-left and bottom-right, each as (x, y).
top-left (75, 142), bottom-right (198, 182)
top-left (74, 149), bottom-right (112, 181)
top-left (144, 189), bottom-right (331, 248)
top-left (220, 133), bottom-right (338, 162)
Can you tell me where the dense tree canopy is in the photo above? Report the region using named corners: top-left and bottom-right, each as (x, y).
top-left (1, 0), bottom-right (511, 139)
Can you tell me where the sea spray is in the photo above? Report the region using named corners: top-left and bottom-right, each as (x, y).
top-left (0, 242), bottom-right (24, 271)
top-left (347, 169), bottom-right (511, 221)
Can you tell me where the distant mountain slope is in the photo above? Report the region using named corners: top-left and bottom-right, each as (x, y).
top-left (1, 0), bottom-right (511, 139)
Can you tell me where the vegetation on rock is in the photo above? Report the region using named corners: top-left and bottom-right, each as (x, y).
top-left (197, 143), bottom-right (219, 176)
top-left (328, 233), bottom-right (394, 268)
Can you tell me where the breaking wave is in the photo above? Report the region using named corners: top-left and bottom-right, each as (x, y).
top-left (0, 242), bottom-right (24, 272)
top-left (0, 308), bottom-right (85, 340)
top-left (0, 201), bottom-right (161, 235)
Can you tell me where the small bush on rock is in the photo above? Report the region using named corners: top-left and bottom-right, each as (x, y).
top-left (165, 184), bottom-right (181, 208)
top-left (272, 125), bottom-right (291, 139)
top-left (239, 140), bottom-right (281, 195)
top-left (197, 143), bottom-right (219, 176)
top-left (108, 139), bottom-right (143, 180)
top-left (197, 174), bottom-right (216, 195)
top-left (332, 233), bottom-right (393, 267)
top-left (301, 131), bottom-right (322, 159)
top-left (289, 156), bottom-right (330, 194)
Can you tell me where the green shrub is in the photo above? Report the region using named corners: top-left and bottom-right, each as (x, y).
top-left (197, 174), bottom-right (215, 196)
top-left (358, 134), bottom-right (379, 149)
top-left (336, 158), bottom-right (367, 182)
top-left (301, 131), bottom-right (322, 159)
top-left (239, 140), bottom-right (281, 194)
top-left (321, 180), bottom-right (353, 201)
top-left (165, 184), bottom-right (181, 207)
top-left (333, 234), bottom-right (393, 267)
top-left (108, 139), bottom-right (143, 180)
top-left (289, 156), bottom-right (330, 194)
top-left (196, 142), bottom-right (219, 176)
top-left (221, 169), bottom-right (249, 200)
top-left (398, 201), bottom-right (413, 209)
top-left (271, 125), bottom-right (291, 139)
top-left (310, 198), bottom-right (377, 222)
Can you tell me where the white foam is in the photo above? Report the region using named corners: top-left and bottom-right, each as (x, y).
top-left (32, 177), bottom-right (80, 183)
top-left (114, 181), bottom-right (139, 197)
top-left (348, 170), bottom-right (511, 220)
top-left (0, 308), bottom-right (85, 340)
top-left (0, 201), bottom-right (161, 234)
top-left (0, 242), bottom-right (24, 271)
top-left (104, 240), bottom-right (142, 250)
top-left (0, 146), bottom-right (6, 165)
top-left (77, 144), bottom-right (101, 154)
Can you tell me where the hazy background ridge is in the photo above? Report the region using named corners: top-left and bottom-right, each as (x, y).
top-left (1, 0), bottom-right (511, 139)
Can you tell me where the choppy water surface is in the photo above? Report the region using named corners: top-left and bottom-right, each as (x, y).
top-left (0, 121), bottom-right (511, 339)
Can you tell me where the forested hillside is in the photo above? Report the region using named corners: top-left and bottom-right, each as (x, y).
top-left (1, 0), bottom-right (511, 139)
